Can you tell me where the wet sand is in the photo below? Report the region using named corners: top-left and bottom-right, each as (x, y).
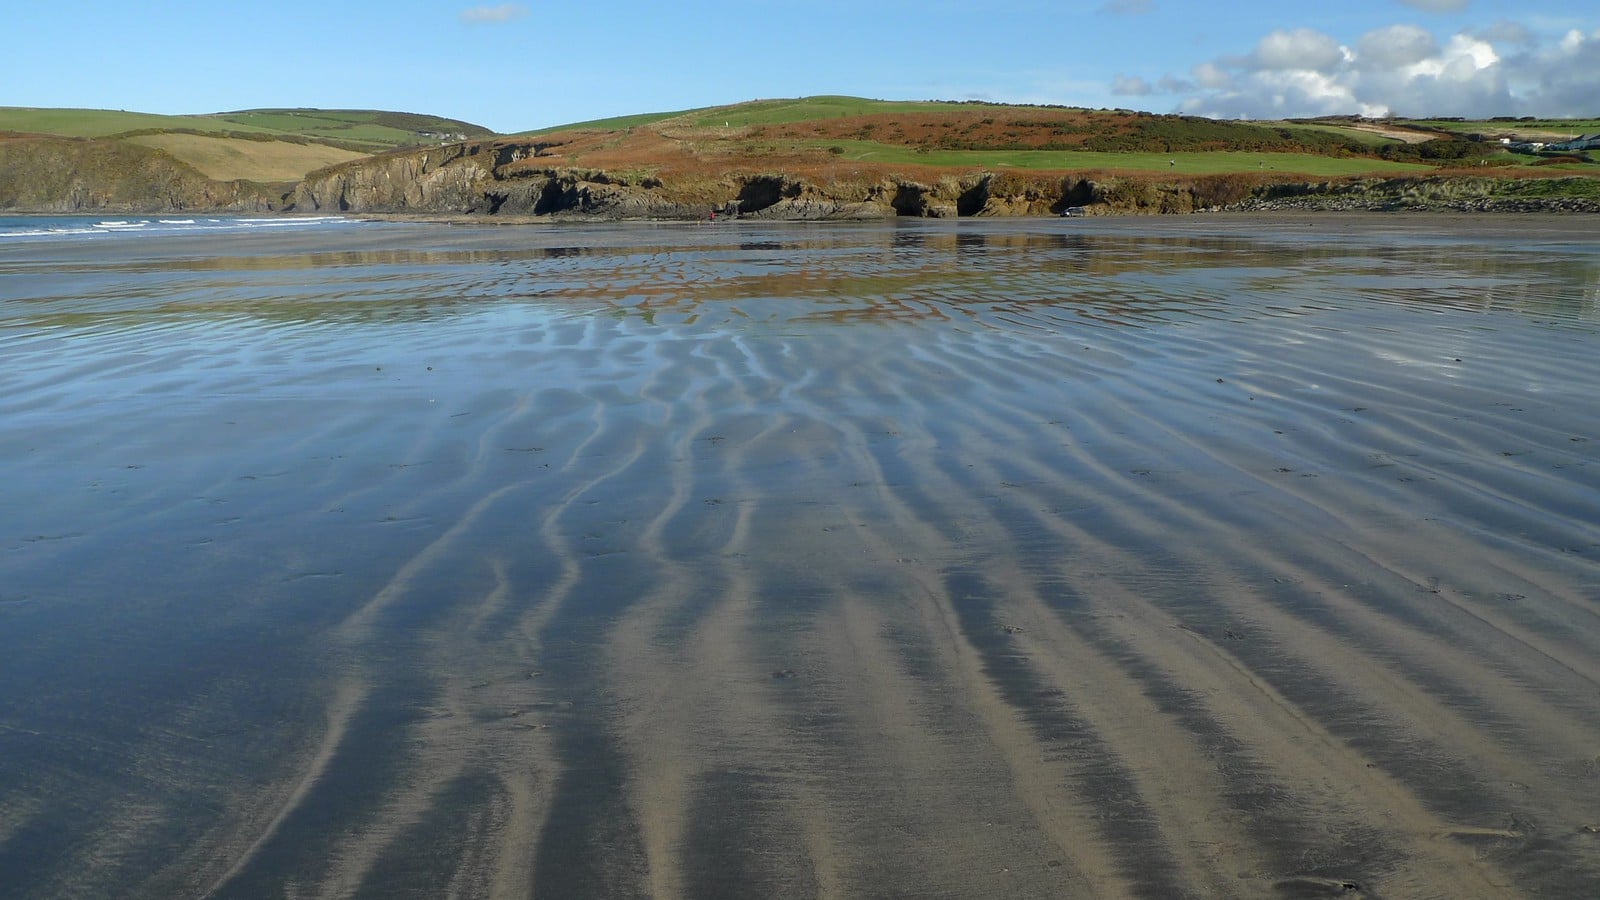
top-left (1, 215), bottom-right (1598, 898)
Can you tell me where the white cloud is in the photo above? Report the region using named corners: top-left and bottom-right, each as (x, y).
top-left (1191, 62), bottom-right (1232, 90)
top-left (1502, 27), bottom-right (1600, 116)
top-left (1355, 25), bottom-right (1438, 70)
top-left (1111, 75), bottom-right (1154, 96)
top-left (1475, 20), bottom-right (1533, 45)
top-left (1252, 29), bottom-right (1348, 71)
top-left (460, 4), bottom-right (528, 24)
top-left (1163, 18), bottom-right (1596, 119)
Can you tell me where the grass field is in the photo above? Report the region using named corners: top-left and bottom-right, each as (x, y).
top-left (0, 106), bottom-right (493, 150)
top-left (1275, 123), bottom-right (1402, 147)
top-left (212, 109), bottom-right (493, 147)
top-left (680, 96), bottom-right (980, 128)
top-left (0, 106), bottom-right (497, 184)
top-left (123, 133), bottom-right (369, 182)
top-left (1405, 118), bottom-right (1600, 140)
top-left (526, 98), bottom-right (1599, 176)
top-left (519, 107), bottom-right (713, 135)
top-left (0, 107), bottom-right (280, 138)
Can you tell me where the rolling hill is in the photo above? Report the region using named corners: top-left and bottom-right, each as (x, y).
top-left (0, 106), bottom-right (497, 189)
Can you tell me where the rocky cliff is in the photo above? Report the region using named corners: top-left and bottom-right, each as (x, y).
top-left (287, 140), bottom-right (1068, 219)
top-left (0, 138), bottom-right (285, 213)
top-left (1223, 175), bottom-right (1600, 213)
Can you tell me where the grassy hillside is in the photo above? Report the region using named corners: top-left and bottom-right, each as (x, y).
top-left (678, 96), bottom-right (973, 127)
top-left (515, 97), bottom-right (1500, 183)
top-left (209, 109), bottom-right (495, 149)
top-left (1403, 118), bottom-right (1600, 140)
top-left (0, 107), bottom-right (281, 138)
top-left (0, 106), bottom-right (497, 184)
top-left (0, 137), bottom-right (280, 212)
top-left (518, 107), bottom-right (713, 136)
top-left (122, 133), bottom-right (369, 182)
top-left (0, 106), bottom-right (494, 149)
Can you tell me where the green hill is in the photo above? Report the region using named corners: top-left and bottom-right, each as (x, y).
top-left (0, 106), bottom-right (499, 189)
top-left (0, 106), bottom-right (495, 153)
top-left (519, 96), bottom-right (1596, 174)
top-left (208, 109), bottom-right (496, 150)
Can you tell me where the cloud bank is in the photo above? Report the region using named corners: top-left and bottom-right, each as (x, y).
top-left (1128, 20), bottom-right (1599, 118)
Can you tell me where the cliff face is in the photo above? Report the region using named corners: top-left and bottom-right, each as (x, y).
top-left (291, 143), bottom-right (495, 212)
top-left (287, 141), bottom-right (1070, 219)
top-left (290, 142), bottom-right (656, 216)
top-left (1227, 175), bottom-right (1600, 213)
top-left (0, 138), bottom-right (284, 213)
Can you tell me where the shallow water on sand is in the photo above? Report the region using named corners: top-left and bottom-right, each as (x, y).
top-left (1, 216), bottom-right (1598, 899)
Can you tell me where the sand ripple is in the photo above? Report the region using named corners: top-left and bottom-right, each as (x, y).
top-left (1, 216), bottom-right (1597, 899)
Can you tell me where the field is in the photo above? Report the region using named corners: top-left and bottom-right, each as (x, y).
top-left (522, 97), bottom-right (1596, 181)
top-left (0, 106), bottom-right (493, 150)
top-left (1406, 118), bottom-right (1600, 140)
top-left (0, 107), bottom-right (280, 139)
top-left (209, 109), bottom-right (495, 148)
top-left (679, 96), bottom-right (981, 127)
top-left (518, 107), bottom-right (713, 136)
top-left (0, 106), bottom-right (498, 184)
top-left (123, 133), bottom-right (370, 183)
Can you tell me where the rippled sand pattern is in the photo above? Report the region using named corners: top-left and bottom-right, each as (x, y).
top-left (1, 217), bottom-right (1598, 899)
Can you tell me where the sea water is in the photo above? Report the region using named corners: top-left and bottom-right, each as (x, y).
top-left (0, 214), bottom-right (361, 242)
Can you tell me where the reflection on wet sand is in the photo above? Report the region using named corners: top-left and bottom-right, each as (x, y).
top-left (0, 216), bottom-right (1597, 899)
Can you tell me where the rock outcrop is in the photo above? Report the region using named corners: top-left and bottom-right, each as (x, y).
top-left (1220, 176), bottom-right (1600, 213)
top-left (291, 143), bottom-right (692, 217)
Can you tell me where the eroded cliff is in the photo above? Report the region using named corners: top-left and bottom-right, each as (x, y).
top-left (287, 140), bottom-right (1071, 219)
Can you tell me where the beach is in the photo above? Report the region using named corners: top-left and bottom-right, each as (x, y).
top-left (1, 214), bottom-right (1597, 898)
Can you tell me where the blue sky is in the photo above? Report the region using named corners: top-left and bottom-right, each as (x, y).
top-left (6, 1), bottom-right (1596, 132)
